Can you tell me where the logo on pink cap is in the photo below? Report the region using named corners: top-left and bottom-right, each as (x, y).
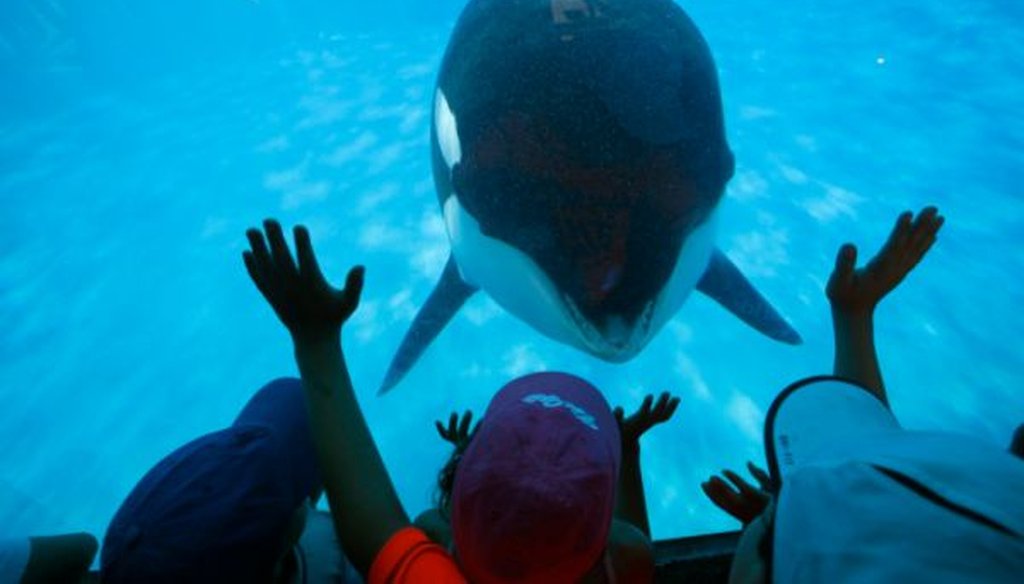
top-left (521, 393), bottom-right (599, 430)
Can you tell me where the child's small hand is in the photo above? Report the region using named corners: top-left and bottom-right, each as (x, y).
top-left (435, 410), bottom-right (478, 448)
top-left (1010, 423), bottom-right (1024, 460)
top-left (613, 392), bottom-right (681, 448)
top-left (826, 206), bottom-right (943, 315)
top-left (701, 462), bottom-right (773, 525)
top-left (243, 219), bottom-right (364, 344)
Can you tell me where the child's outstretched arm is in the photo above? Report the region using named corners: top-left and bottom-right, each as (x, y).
top-left (20, 533), bottom-right (98, 584)
top-left (412, 410), bottom-right (478, 547)
top-left (243, 220), bottom-right (409, 577)
top-left (612, 392), bottom-right (680, 538)
top-left (825, 207), bottom-right (944, 406)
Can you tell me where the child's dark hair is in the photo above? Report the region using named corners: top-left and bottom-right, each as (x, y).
top-left (435, 434), bottom-right (474, 520)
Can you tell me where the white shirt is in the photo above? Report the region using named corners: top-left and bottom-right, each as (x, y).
top-left (775, 432), bottom-right (1024, 583)
top-left (291, 511), bottom-right (363, 584)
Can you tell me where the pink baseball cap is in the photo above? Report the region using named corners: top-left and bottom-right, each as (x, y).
top-left (451, 372), bottom-right (621, 584)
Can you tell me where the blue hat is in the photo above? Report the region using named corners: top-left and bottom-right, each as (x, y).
top-left (101, 378), bottom-right (320, 583)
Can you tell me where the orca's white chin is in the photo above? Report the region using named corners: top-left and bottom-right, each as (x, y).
top-left (442, 194), bottom-right (719, 362)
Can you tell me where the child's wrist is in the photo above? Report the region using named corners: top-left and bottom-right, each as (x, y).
top-left (621, 439), bottom-right (641, 456)
top-left (292, 331), bottom-right (343, 360)
top-left (830, 304), bottom-right (875, 321)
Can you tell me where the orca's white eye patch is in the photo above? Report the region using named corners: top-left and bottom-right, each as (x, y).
top-left (434, 89), bottom-right (461, 168)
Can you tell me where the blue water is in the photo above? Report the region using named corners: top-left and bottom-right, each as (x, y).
top-left (2, 0), bottom-right (1022, 550)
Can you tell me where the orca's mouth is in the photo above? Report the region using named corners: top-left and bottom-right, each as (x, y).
top-left (562, 293), bottom-right (657, 360)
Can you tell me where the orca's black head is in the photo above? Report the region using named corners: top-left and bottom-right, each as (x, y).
top-left (431, 0), bottom-right (734, 358)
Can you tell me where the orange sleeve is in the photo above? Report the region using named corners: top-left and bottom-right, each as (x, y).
top-left (368, 527), bottom-right (468, 584)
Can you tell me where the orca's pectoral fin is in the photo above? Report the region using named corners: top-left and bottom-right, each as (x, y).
top-left (696, 249), bottom-right (802, 344)
top-left (379, 255), bottom-right (478, 395)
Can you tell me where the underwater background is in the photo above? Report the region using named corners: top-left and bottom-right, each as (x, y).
top-left (1, 0), bottom-right (1022, 550)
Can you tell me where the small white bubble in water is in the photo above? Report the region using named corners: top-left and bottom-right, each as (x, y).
top-left (876, 55), bottom-right (887, 65)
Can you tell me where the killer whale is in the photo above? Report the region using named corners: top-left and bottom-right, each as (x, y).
top-left (380, 0), bottom-right (801, 394)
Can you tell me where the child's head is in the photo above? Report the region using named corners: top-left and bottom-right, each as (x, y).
top-left (101, 378), bottom-right (320, 584)
top-left (447, 372), bottom-right (621, 584)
